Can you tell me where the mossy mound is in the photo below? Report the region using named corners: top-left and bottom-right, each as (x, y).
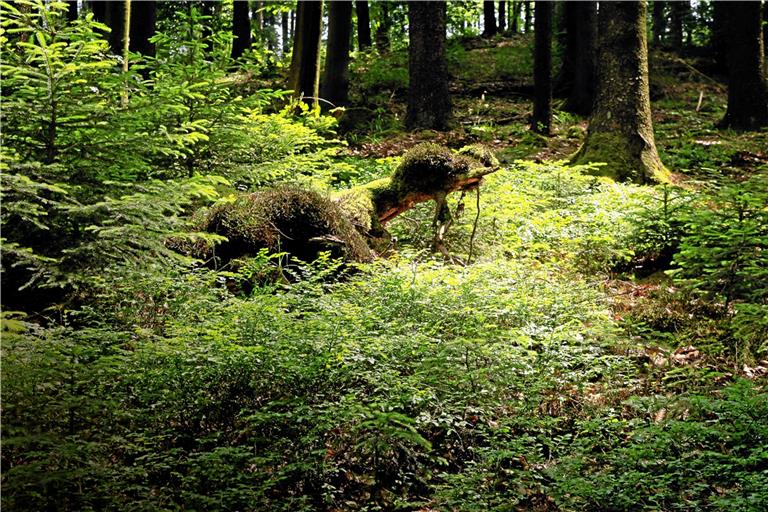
top-left (199, 188), bottom-right (372, 265)
top-left (392, 143), bottom-right (476, 194)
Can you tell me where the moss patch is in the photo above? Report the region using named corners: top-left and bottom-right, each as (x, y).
top-left (199, 188), bottom-right (372, 265)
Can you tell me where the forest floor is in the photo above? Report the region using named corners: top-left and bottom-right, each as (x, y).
top-left (4, 33), bottom-right (767, 512)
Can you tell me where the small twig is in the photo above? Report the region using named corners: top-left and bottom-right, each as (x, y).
top-left (695, 90), bottom-right (704, 112)
top-left (467, 187), bottom-right (481, 265)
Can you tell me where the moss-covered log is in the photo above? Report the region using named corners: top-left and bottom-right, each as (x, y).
top-left (193, 144), bottom-right (498, 266)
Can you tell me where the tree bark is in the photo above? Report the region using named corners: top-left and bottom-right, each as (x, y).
top-left (555, 1), bottom-right (597, 116)
top-left (289, 0), bottom-right (323, 105)
top-left (129, 0), bottom-right (155, 56)
top-left (89, 1), bottom-right (107, 23)
top-left (652, 0), bottom-right (666, 46)
top-left (105, 1), bottom-right (126, 57)
top-left (356, 0), bottom-right (372, 50)
top-left (375, 1), bottom-right (391, 51)
top-left (711, 1), bottom-right (728, 75)
top-left (668, 1), bottom-right (688, 51)
top-left (264, 11), bottom-right (278, 52)
top-left (231, 0), bottom-right (251, 60)
top-left (573, 1), bottom-right (668, 183)
top-left (524, 0), bottom-right (531, 33)
top-left (531, 0), bottom-right (552, 134)
top-left (321, 0), bottom-right (353, 108)
top-left (510, 1), bottom-right (521, 33)
top-left (719, 2), bottom-right (768, 130)
top-left (498, 1), bottom-right (506, 32)
top-left (483, 0), bottom-right (497, 37)
top-left (282, 10), bottom-right (290, 53)
top-left (406, 1), bottom-right (451, 131)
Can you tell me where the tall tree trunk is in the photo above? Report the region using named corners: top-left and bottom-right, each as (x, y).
top-left (289, 0), bottom-right (323, 105)
top-left (265, 11), bottom-right (278, 52)
top-left (106, 1), bottom-right (126, 57)
top-left (65, 0), bottom-right (77, 21)
top-left (510, 1), bottom-right (521, 33)
top-left (290, 9), bottom-right (295, 41)
top-left (763, 1), bottom-right (768, 52)
top-left (231, 0), bottom-right (251, 60)
top-left (711, 1), bottom-right (728, 75)
top-left (555, 1), bottom-right (597, 115)
top-left (498, 1), bottom-right (507, 32)
top-left (524, 0), bottom-right (531, 33)
top-left (669, 1), bottom-right (686, 51)
top-left (321, 0), bottom-right (353, 108)
top-left (483, 1), bottom-right (497, 37)
top-left (719, 2), bottom-right (768, 130)
top-left (375, 1), bottom-right (391, 51)
top-left (357, 0), bottom-right (372, 50)
top-left (406, 1), bottom-right (451, 130)
top-left (531, 1), bottom-right (552, 134)
top-left (129, 0), bottom-right (155, 56)
top-left (652, 0), bottom-right (666, 46)
top-left (89, 1), bottom-right (107, 23)
top-left (253, 0), bottom-right (264, 42)
top-left (573, 1), bottom-right (668, 183)
top-left (282, 10), bottom-right (290, 53)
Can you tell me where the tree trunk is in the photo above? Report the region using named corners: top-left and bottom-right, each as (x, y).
top-left (375, 1), bottom-right (391, 51)
top-left (711, 1), bottom-right (728, 75)
top-left (105, 1), bottom-right (126, 57)
top-left (483, 0), bottom-right (497, 37)
top-left (201, 1), bottom-right (217, 55)
top-left (289, 0), bottom-right (323, 105)
top-left (357, 0), bottom-right (372, 50)
top-left (265, 11), bottom-right (278, 52)
top-left (524, 0), bottom-right (531, 33)
top-left (763, 1), bottom-right (768, 53)
top-left (669, 1), bottom-right (686, 51)
top-left (406, 1), bottom-right (451, 130)
top-left (282, 10), bottom-right (290, 53)
top-left (498, 1), bottom-right (506, 32)
top-left (129, 0), bottom-right (155, 56)
top-left (652, 1), bottom-right (666, 46)
top-left (555, 1), bottom-right (597, 115)
top-left (231, 0), bottom-right (251, 60)
top-left (89, 1), bottom-right (107, 23)
top-left (719, 2), bottom-right (768, 130)
top-left (510, 1), bottom-right (521, 33)
top-left (252, 0), bottom-right (264, 42)
top-left (321, 0), bottom-right (353, 108)
top-left (531, 0), bottom-right (552, 134)
top-left (65, 0), bottom-right (77, 21)
top-left (573, 1), bottom-right (668, 183)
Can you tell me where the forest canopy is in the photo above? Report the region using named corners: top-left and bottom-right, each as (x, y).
top-left (1, 1), bottom-right (767, 510)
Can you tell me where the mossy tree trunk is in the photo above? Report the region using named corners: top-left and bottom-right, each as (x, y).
top-left (356, 0), bottom-right (372, 50)
top-left (498, 1), bottom-right (506, 32)
top-left (572, 1), bottom-right (668, 184)
top-left (406, 1), bottom-right (451, 131)
top-left (652, 1), bottom-right (666, 47)
top-left (531, 0), bottom-right (552, 135)
top-left (129, 0), bottom-right (155, 57)
top-left (719, 1), bottom-right (768, 130)
top-left (554, 1), bottom-right (596, 116)
top-left (289, 0), bottom-right (323, 106)
top-left (231, 0), bottom-right (251, 60)
top-left (321, 0), bottom-right (353, 108)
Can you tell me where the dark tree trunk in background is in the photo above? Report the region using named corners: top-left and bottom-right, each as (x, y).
top-left (652, 1), bottom-right (666, 46)
top-left (524, 0), bottom-right (531, 33)
top-left (573, 1), bottom-right (667, 183)
top-left (253, 1), bottom-right (264, 41)
top-left (65, 0), bottom-right (77, 21)
top-left (265, 11), bottom-right (278, 52)
top-left (231, 0), bottom-right (251, 60)
top-left (105, 1), bottom-right (126, 57)
top-left (289, 0), bottom-right (323, 105)
top-left (555, 1), bottom-right (597, 116)
top-left (357, 0), bottom-right (372, 50)
top-left (498, 1), bottom-right (506, 32)
top-left (282, 10), bottom-right (290, 53)
top-left (406, 1), bottom-right (451, 130)
top-left (89, 1), bottom-right (107, 23)
top-left (531, 1), bottom-right (552, 134)
top-left (511, 1), bottom-right (521, 33)
top-left (290, 9), bottom-right (295, 41)
top-left (711, 1), bottom-right (728, 75)
top-left (719, 2), bottom-right (768, 130)
top-left (375, 1), bottom-right (391, 51)
top-left (763, 1), bottom-right (768, 51)
top-left (129, 0), bottom-right (156, 56)
top-left (669, 1), bottom-right (688, 51)
top-left (483, 1), bottom-right (497, 37)
top-left (321, 0), bottom-right (353, 108)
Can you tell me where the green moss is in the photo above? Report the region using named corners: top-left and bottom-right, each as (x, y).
top-left (457, 144), bottom-right (500, 168)
top-left (199, 188), bottom-right (372, 264)
top-left (572, 132), bottom-right (670, 184)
